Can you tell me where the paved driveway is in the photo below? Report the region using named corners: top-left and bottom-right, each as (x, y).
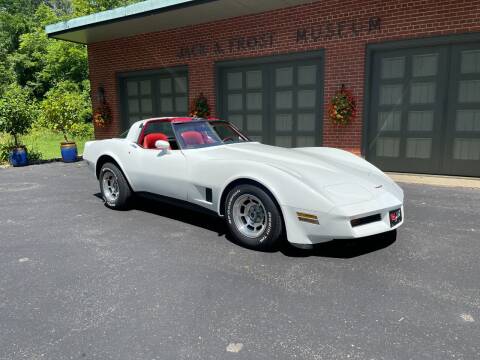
top-left (0, 162), bottom-right (479, 359)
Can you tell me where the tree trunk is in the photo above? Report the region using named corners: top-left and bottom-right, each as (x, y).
top-left (13, 133), bottom-right (18, 148)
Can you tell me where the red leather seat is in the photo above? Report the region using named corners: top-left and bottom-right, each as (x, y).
top-left (143, 133), bottom-right (169, 149)
top-left (181, 131), bottom-right (205, 146)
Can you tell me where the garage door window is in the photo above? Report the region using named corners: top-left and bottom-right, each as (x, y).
top-left (369, 42), bottom-right (480, 176)
top-left (120, 69), bottom-right (188, 128)
top-left (220, 57), bottom-right (323, 147)
top-left (158, 76), bottom-right (188, 115)
top-left (126, 79), bottom-right (153, 123)
top-left (450, 46), bottom-right (480, 164)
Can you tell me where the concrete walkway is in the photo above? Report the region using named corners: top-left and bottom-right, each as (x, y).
top-left (388, 172), bottom-right (480, 189)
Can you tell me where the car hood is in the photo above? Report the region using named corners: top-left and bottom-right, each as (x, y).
top-left (191, 142), bottom-right (403, 205)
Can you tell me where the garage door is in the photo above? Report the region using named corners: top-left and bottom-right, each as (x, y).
top-left (218, 56), bottom-right (323, 147)
top-left (119, 68), bottom-right (188, 129)
top-left (368, 43), bottom-right (480, 177)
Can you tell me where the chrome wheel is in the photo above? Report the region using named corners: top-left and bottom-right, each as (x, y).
top-left (232, 194), bottom-right (267, 238)
top-left (102, 170), bottom-right (119, 203)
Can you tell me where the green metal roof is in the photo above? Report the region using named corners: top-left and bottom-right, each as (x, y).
top-left (45, 0), bottom-right (313, 44)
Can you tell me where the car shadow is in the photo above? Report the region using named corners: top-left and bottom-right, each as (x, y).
top-left (94, 192), bottom-right (229, 236)
top-left (279, 230), bottom-right (397, 259)
top-left (94, 193), bottom-right (397, 259)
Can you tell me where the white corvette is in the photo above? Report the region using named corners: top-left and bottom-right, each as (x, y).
top-left (83, 117), bottom-right (404, 250)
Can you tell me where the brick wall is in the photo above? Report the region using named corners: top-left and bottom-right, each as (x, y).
top-left (88, 0), bottom-right (480, 154)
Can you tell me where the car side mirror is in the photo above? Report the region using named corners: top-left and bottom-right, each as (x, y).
top-left (155, 140), bottom-right (171, 154)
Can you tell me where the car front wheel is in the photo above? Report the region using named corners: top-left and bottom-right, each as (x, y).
top-left (225, 184), bottom-right (283, 251)
top-left (99, 162), bottom-right (131, 210)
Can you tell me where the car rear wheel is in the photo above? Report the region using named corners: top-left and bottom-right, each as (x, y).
top-left (225, 184), bottom-right (283, 251)
top-left (99, 162), bottom-right (131, 210)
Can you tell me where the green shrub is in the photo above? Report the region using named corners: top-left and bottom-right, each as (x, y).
top-left (39, 81), bottom-right (91, 143)
top-left (0, 137), bottom-right (15, 163)
top-left (0, 84), bottom-right (35, 148)
top-left (27, 147), bottom-right (43, 163)
top-left (69, 122), bottom-right (94, 139)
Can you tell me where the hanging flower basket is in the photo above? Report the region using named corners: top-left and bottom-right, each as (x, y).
top-left (328, 85), bottom-right (356, 126)
top-left (93, 102), bottom-right (112, 128)
top-left (189, 93), bottom-right (211, 118)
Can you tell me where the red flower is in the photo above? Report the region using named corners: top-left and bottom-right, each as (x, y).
top-left (93, 102), bottom-right (111, 128)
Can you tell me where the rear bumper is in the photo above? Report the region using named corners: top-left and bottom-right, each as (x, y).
top-left (281, 199), bottom-right (404, 246)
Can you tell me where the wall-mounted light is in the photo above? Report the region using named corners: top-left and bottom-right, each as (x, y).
top-left (97, 86), bottom-right (105, 104)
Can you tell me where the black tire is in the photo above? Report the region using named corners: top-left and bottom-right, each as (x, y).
top-left (225, 184), bottom-right (283, 251)
top-left (99, 162), bottom-right (132, 210)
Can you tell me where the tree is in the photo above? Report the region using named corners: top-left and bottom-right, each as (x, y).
top-left (71, 0), bottom-right (139, 16)
top-left (9, 5), bottom-right (88, 99)
top-left (0, 11), bottom-right (34, 57)
top-left (0, 59), bottom-right (15, 97)
top-left (10, 31), bottom-right (49, 96)
top-left (39, 81), bottom-right (91, 142)
top-left (0, 84), bottom-right (35, 148)
top-left (0, 0), bottom-right (143, 143)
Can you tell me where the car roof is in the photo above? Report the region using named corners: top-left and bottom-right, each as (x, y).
top-left (141, 116), bottom-right (219, 124)
top-left (125, 117), bottom-right (222, 142)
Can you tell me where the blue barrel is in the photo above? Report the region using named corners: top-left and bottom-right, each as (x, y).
top-left (60, 142), bottom-right (78, 162)
top-left (9, 147), bottom-right (28, 167)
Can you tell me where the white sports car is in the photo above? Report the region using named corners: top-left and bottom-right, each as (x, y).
top-left (83, 117), bottom-right (404, 250)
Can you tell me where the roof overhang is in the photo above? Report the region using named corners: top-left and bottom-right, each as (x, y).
top-left (45, 0), bottom-right (314, 44)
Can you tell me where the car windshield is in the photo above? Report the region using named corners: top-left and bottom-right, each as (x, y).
top-left (173, 120), bottom-right (249, 149)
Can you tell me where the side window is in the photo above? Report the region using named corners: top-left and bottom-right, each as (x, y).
top-left (143, 122), bottom-right (174, 138)
top-left (139, 121), bottom-right (179, 150)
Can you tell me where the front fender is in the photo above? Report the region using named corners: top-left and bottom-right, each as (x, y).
top-left (210, 160), bottom-right (335, 215)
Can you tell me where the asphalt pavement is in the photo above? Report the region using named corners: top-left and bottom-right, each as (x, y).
top-left (0, 162), bottom-right (479, 360)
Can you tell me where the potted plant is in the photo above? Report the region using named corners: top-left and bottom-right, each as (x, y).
top-left (40, 81), bottom-right (91, 162)
top-left (0, 84), bottom-right (34, 167)
top-left (328, 84), bottom-right (357, 126)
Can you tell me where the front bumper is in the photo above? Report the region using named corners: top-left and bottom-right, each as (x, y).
top-left (281, 195), bottom-right (404, 246)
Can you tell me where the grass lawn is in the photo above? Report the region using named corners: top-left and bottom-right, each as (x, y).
top-left (1, 126), bottom-right (93, 164)
top-left (22, 128), bottom-right (92, 159)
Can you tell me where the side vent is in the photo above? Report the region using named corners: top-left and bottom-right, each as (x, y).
top-left (205, 188), bottom-right (212, 203)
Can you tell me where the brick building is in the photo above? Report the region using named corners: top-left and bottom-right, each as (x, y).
top-left (46, 0), bottom-right (480, 176)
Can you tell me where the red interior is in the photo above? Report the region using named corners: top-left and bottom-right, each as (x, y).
top-left (143, 133), bottom-right (169, 149)
top-left (181, 131), bottom-right (205, 146)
